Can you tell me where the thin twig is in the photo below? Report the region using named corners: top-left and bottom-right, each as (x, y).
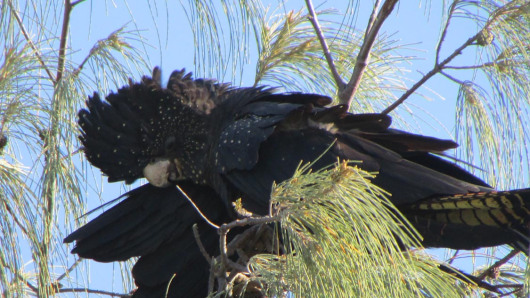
top-left (441, 71), bottom-right (465, 84)
top-left (226, 259), bottom-right (249, 274)
top-left (192, 224), bottom-right (212, 265)
top-left (166, 274), bottom-right (176, 297)
top-left (73, 53), bottom-right (91, 77)
top-left (24, 280), bottom-right (38, 294)
top-left (382, 1), bottom-right (518, 114)
top-left (444, 61), bottom-right (498, 70)
top-left (56, 0), bottom-right (73, 83)
top-left (226, 224), bottom-right (268, 256)
top-left (381, 34), bottom-right (477, 114)
top-left (2, 196), bottom-right (31, 237)
top-left (176, 185), bottom-right (219, 229)
top-left (7, 0), bottom-right (55, 82)
top-left (218, 215), bottom-right (280, 291)
top-left (446, 249), bottom-right (460, 265)
top-left (221, 215), bottom-right (280, 234)
top-left (55, 258), bottom-right (82, 282)
top-left (304, 0), bottom-right (345, 91)
top-left (71, 0), bottom-right (87, 7)
top-left (365, 0), bottom-right (382, 35)
top-left (340, 0), bottom-right (399, 107)
top-left (436, 1), bottom-right (458, 65)
top-left (477, 249), bottom-right (520, 280)
top-left (208, 256), bottom-right (216, 295)
top-left (439, 263), bottom-right (499, 293)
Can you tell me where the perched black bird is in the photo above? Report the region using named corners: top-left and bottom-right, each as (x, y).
top-left (65, 68), bottom-right (530, 297)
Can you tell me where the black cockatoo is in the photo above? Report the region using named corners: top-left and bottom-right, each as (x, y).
top-left (65, 68), bottom-right (530, 297)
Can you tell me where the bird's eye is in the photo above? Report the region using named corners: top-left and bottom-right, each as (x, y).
top-left (164, 136), bottom-right (178, 152)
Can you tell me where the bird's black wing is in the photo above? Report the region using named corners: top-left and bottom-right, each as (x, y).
top-left (166, 68), bottom-right (230, 114)
top-left (213, 93), bottom-right (530, 251)
top-left (78, 68), bottom-right (229, 184)
top-left (64, 182), bottom-right (228, 297)
top-left (214, 93), bottom-right (488, 212)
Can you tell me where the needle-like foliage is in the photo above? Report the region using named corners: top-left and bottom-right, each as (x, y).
top-left (450, 1), bottom-right (530, 190)
top-left (0, 1), bottom-right (148, 296)
top-left (247, 162), bottom-right (472, 297)
top-left (1, 0), bottom-right (530, 297)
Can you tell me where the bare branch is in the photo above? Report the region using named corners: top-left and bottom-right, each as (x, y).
top-left (192, 224), bottom-right (212, 265)
top-left (7, 0), bottom-right (55, 82)
top-left (176, 185), bottom-right (220, 229)
top-left (55, 258), bottom-right (82, 282)
top-left (217, 215), bottom-right (280, 291)
top-left (477, 249), bottom-right (520, 280)
top-left (446, 249), bottom-right (460, 265)
top-left (382, 1), bottom-right (521, 114)
top-left (444, 61), bottom-right (498, 70)
top-left (365, 0), bottom-right (383, 35)
top-left (208, 256), bottom-right (216, 295)
top-left (339, 0), bottom-right (399, 107)
top-left (439, 264), bottom-right (500, 293)
top-left (304, 0), bottom-right (345, 91)
top-left (381, 34), bottom-right (478, 115)
top-left (2, 196), bottom-right (31, 237)
top-left (71, 0), bottom-right (86, 7)
top-left (56, 0), bottom-right (73, 83)
top-left (436, 2), bottom-right (458, 65)
top-left (441, 71), bottom-right (465, 84)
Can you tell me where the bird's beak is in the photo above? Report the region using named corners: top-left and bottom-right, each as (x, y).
top-left (143, 158), bottom-right (181, 187)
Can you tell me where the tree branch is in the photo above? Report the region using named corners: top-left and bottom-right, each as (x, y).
top-left (365, 0), bottom-right (383, 35)
top-left (7, 0), bottom-right (55, 82)
top-left (444, 61), bottom-right (498, 70)
top-left (304, 0), bottom-right (345, 91)
top-left (339, 0), bottom-right (399, 107)
top-left (217, 215), bottom-right (280, 291)
top-left (192, 224), bottom-right (212, 265)
top-left (55, 258), bottom-right (82, 282)
top-left (477, 249), bottom-right (520, 280)
top-left (435, 1), bottom-right (458, 65)
top-left (441, 71), bottom-right (465, 84)
top-left (382, 1), bottom-right (521, 114)
top-left (381, 34), bottom-right (478, 114)
top-left (71, 0), bottom-right (87, 7)
top-left (56, 0), bottom-right (73, 83)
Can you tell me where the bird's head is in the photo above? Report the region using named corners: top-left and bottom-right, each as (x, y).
top-left (79, 68), bottom-right (212, 187)
top-left (142, 129), bottom-right (208, 187)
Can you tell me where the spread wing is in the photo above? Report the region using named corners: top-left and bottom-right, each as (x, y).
top-left (64, 182), bottom-right (228, 297)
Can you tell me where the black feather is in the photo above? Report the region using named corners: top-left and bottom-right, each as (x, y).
top-left (66, 68), bottom-right (530, 296)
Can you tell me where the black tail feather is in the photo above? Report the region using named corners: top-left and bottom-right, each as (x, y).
top-left (402, 189), bottom-right (530, 253)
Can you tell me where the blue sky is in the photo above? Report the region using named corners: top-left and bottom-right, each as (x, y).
top-left (50, 0), bottom-right (510, 294)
